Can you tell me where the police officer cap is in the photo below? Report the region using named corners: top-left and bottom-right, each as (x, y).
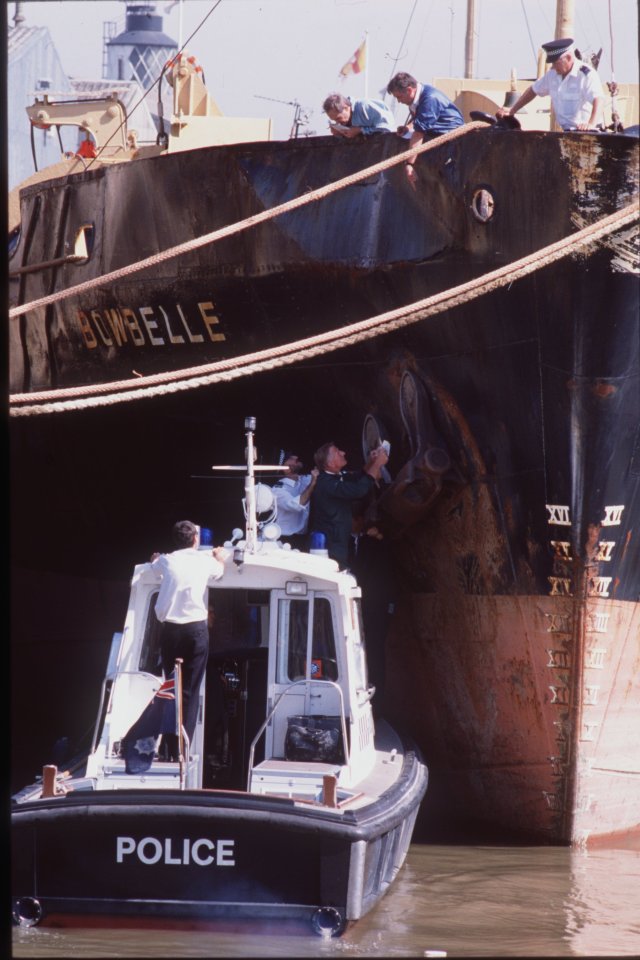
top-left (542, 38), bottom-right (574, 63)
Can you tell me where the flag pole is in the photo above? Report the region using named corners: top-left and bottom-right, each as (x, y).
top-left (364, 32), bottom-right (369, 98)
top-left (175, 657), bottom-right (186, 789)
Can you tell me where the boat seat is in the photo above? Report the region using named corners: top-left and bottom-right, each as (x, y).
top-left (95, 755), bottom-right (200, 790)
top-left (249, 758), bottom-right (343, 799)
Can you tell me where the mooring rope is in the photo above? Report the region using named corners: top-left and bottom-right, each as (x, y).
top-left (8, 122), bottom-right (484, 321)
top-left (10, 201), bottom-right (637, 417)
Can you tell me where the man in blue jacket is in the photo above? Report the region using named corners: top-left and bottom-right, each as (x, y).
top-left (322, 92), bottom-right (396, 138)
top-left (309, 441), bottom-right (388, 569)
top-left (387, 71), bottom-right (464, 179)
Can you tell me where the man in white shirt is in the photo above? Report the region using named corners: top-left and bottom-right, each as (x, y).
top-left (271, 450), bottom-right (319, 547)
top-left (497, 38), bottom-right (603, 131)
top-left (150, 520), bottom-right (227, 748)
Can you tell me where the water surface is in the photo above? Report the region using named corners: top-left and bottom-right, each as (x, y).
top-left (12, 840), bottom-right (640, 957)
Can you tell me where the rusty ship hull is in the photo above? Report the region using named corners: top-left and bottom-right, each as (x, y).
top-left (9, 126), bottom-right (640, 844)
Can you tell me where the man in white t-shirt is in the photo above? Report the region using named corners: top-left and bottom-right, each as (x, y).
top-left (150, 520), bottom-right (227, 748)
top-left (497, 38), bottom-right (604, 131)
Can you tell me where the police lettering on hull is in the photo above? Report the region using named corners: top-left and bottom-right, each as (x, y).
top-left (116, 836), bottom-right (236, 866)
top-left (76, 301), bottom-right (226, 350)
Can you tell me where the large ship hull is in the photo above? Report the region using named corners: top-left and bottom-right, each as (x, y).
top-left (9, 126), bottom-right (640, 844)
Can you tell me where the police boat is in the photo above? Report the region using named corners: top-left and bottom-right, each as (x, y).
top-left (11, 416), bottom-right (428, 936)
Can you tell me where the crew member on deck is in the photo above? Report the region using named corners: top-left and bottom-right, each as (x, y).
top-left (309, 441), bottom-right (388, 569)
top-left (150, 521), bottom-right (228, 755)
top-left (496, 38), bottom-right (604, 130)
top-left (386, 72), bottom-right (464, 181)
top-left (322, 92), bottom-right (396, 138)
top-left (271, 450), bottom-right (319, 549)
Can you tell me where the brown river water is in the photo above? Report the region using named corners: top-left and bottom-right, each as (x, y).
top-left (10, 838), bottom-right (640, 957)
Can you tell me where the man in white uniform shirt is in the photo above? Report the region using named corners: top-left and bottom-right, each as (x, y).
top-left (151, 520), bottom-right (227, 750)
top-left (271, 450), bottom-right (319, 547)
top-left (497, 38), bottom-right (603, 131)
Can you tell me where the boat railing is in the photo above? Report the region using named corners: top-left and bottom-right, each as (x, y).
top-left (246, 679), bottom-right (350, 789)
top-left (89, 669), bottom-right (163, 755)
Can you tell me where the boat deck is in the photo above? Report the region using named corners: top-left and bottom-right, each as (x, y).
top-left (250, 719), bottom-right (405, 811)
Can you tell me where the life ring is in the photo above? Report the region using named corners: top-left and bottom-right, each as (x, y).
top-left (164, 53), bottom-right (203, 74)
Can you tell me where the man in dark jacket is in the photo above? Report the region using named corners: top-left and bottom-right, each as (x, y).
top-left (387, 71), bottom-right (463, 182)
top-left (309, 441), bottom-right (388, 569)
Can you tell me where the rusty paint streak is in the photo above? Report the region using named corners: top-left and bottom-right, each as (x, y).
top-left (591, 381), bottom-right (617, 399)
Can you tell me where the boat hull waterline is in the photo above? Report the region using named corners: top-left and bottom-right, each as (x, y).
top-left (12, 748), bottom-right (425, 930)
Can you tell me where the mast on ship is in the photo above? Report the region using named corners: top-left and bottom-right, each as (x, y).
top-left (211, 417), bottom-right (288, 561)
top-left (464, 0), bottom-right (476, 79)
top-left (555, 0), bottom-right (574, 42)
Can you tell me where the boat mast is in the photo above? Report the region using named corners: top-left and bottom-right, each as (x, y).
top-left (555, 0), bottom-right (575, 40)
top-left (550, 0), bottom-right (575, 129)
top-left (244, 416), bottom-right (258, 553)
top-left (464, 0), bottom-right (476, 79)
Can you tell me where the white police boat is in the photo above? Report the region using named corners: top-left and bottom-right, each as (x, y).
top-left (11, 417), bottom-right (428, 936)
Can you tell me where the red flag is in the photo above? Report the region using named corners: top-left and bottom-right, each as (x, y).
top-left (339, 38), bottom-right (366, 79)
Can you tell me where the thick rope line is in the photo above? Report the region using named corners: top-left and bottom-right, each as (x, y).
top-left (10, 202), bottom-right (637, 417)
top-left (8, 122), bottom-right (483, 321)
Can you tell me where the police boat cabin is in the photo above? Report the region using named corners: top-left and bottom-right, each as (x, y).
top-left (11, 417), bottom-right (427, 935)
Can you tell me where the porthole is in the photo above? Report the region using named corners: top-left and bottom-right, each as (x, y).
top-left (72, 223), bottom-right (95, 262)
top-left (471, 188), bottom-right (495, 223)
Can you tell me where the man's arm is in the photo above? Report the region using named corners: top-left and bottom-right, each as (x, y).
top-left (299, 469), bottom-right (319, 506)
top-left (578, 94), bottom-right (603, 130)
top-left (330, 122), bottom-right (362, 139)
top-left (364, 445), bottom-right (389, 481)
top-left (403, 128), bottom-right (423, 178)
top-left (497, 85), bottom-right (537, 119)
top-left (208, 546), bottom-right (228, 581)
top-left (580, 68), bottom-right (604, 130)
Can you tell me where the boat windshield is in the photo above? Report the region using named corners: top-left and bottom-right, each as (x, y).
top-left (276, 596), bottom-right (338, 683)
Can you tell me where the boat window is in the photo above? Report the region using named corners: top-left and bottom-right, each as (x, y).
top-left (352, 598), bottom-right (368, 691)
top-left (276, 596), bottom-right (338, 684)
top-left (311, 597), bottom-right (337, 679)
top-left (139, 591), bottom-right (163, 676)
top-left (72, 223), bottom-right (95, 262)
top-left (207, 588), bottom-right (269, 652)
top-left (277, 598), bottom-right (308, 681)
top-left (8, 225), bottom-right (20, 260)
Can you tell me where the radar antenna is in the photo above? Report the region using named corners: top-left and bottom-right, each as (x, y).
top-left (254, 94), bottom-right (314, 138)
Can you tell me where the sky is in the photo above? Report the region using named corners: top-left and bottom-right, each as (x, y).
top-left (8, 0), bottom-right (640, 140)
